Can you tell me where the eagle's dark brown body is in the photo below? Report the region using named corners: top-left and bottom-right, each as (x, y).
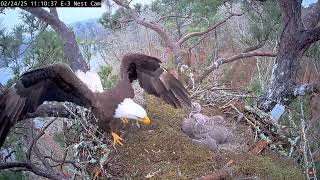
top-left (0, 54), bottom-right (191, 147)
top-left (94, 80), bottom-right (135, 133)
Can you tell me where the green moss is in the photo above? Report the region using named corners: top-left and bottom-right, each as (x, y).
top-left (236, 155), bottom-right (304, 180)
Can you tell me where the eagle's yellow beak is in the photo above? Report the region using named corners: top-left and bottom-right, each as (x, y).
top-left (138, 116), bottom-right (150, 126)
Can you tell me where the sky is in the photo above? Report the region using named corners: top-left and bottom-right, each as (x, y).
top-left (0, 0), bottom-right (318, 84)
top-left (0, 6), bottom-right (109, 84)
top-left (0, 0), bottom-right (151, 84)
top-left (303, 0), bottom-right (318, 7)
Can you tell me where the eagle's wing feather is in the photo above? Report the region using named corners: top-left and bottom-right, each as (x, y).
top-left (120, 54), bottom-right (191, 108)
top-left (0, 64), bottom-right (94, 147)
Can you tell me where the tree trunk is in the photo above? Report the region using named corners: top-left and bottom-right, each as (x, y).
top-left (257, 0), bottom-right (307, 111)
top-left (21, 8), bottom-right (89, 72)
top-left (257, 48), bottom-right (303, 111)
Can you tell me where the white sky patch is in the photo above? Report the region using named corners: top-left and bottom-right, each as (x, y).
top-left (302, 0), bottom-right (318, 7)
top-left (114, 98), bottom-right (147, 119)
top-left (0, 0), bottom-right (154, 29)
top-left (0, 0), bottom-right (154, 84)
top-left (76, 70), bottom-right (104, 92)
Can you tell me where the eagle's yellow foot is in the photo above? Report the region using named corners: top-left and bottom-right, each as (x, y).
top-left (111, 132), bottom-right (123, 146)
top-left (121, 117), bottom-right (129, 124)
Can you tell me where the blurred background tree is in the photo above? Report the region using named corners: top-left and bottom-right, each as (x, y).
top-left (98, 64), bottom-right (118, 89)
top-left (0, 11), bottom-right (64, 88)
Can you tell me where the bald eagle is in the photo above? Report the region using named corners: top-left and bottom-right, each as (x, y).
top-left (0, 54), bottom-right (191, 147)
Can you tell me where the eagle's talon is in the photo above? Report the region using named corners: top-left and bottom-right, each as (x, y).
top-left (111, 132), bottom-right (123, 146)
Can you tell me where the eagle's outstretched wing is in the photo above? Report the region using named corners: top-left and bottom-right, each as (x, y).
top-left (0, 64), bottom-right (94, 147)
top-left (120, 53), bottom-right (191, 108)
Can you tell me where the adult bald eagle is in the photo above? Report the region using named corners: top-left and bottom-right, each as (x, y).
top-left (0, 54), bottom-right (191, 147)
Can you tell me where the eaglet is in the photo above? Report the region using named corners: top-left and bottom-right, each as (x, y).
top-left (182, 114), bottom-right (233, 150)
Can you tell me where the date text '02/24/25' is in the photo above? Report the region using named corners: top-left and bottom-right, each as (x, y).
top-left (0, 0), bottom-right (101, 7)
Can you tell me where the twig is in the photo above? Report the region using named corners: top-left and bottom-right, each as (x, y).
top-left (288, 136), bottom-right (300, 157)
top-left (0, 161), bottom-right (67, 180)
top-left (221, 91), bottom-right (257, 98)
top-left (62, 104), bottom-right (104, 144)
top-left (197, 51), bottom-right (277, 84)
top-left (244, 105), bottom-right (280, 128)
top-left (27, 117), bottom-right (58, 160)
top-left (299, 98), bottom-right (312, 179)
top-left (230, 104), bottom-right (257, 128)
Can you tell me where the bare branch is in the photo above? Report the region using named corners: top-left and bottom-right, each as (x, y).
top-left (27, 102), bottom-right (74, 119)
top-left (0, 162), bottom-right (67, 180)
top-left (20, 7), bottom-right (88, 72)
top-left (0, 83), bottom-right (5, 93)
top-left (49, 8), bottom-right (58, 18)
top-left (300, 26), bottom-right (320, 50)
top-left (197, 51), bottom-right (277, 84)
top-left (27, 117), bottom-right (58, 160)
top-left (188, 30), bottom-right (214, 51)
top-left (277, 0), bottom-right (303, 24)
top-left (0, 162), bottom-right (31, 169)
top-left (45, 155), bottom-right (79, 169)
top-left (33, 146), bottom-right (55, 173)
top-left (292, 81), bottom-right (320, 96)
top-left (112, 0), bottom-right (130, 9)
top-left (302, 1), bottom-right (320, 29)
top-left (178, 13), bottom-right (241, 46)
top-left (242, 37), bottom-right (268, 53)
top-left (112, 0), bottom-right (178, 51)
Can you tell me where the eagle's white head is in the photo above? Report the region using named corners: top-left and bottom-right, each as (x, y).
top-left (113, 98), bottom-right (150, 125)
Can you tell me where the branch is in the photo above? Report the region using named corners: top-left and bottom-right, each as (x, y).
top-left (112, 0), bottom-right (130, 9)
top-left (45, 155), bottom-right (79, 169)
top-left (242, 36), bottom-right (269, 53)
top-left (27, 102), bottom-right (72, 118)
top-left (188, 30), bottom-right (214, 51)
top-left (49, 8), bottom-right (58, 18)
top-left (20, 7), bottom-right (88, 72)
top-left (196, 51), bottom-right (277, 84)
top-left (0, 162), bottom-right (30, 169)
top-left (302, 0), bottom-right (320, 29)
top-left (300, 26), bottom-right (320, 50)
top-left (0, 116), bottom-right (69, 179)
top-left (112, 0), bottom-right (177, 51)
top-left (27, 117), bottom-right (58, 160)
top-left (20, 8), bottom-right (63, 32)
top-left (292, 81), bottom-right (320, 96)
top-left (178, 13), bottom-right (241, 46)
top-left (277, 0), bottom-right (303, 24)
top-left (0, 83), bottom-right (5, 93)
top-left (0, 162), bottom-right (67, 180)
